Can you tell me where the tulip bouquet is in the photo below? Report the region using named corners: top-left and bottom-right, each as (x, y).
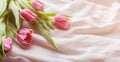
top-left (0, 0), bottom-right (71, 61)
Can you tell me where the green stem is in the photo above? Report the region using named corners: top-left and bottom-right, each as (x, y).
top-left (0, 55), bottom-right (2, 62)
top-left (14, 0), bottom-right (22, 11)
top-left (37, 18), bottom-right (50, 31)
top-left (1, 37), bottom-right (6, 57)
top-left (12, 38), bottom-right (23, 49)
top-left (32, 21), bottom-right (57, 48)
top-left (8, 26), bottom-right (17, 34)
top-left (44, 12), bottom-right (57, 16)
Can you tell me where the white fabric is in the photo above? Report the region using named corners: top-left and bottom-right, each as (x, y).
top-left (3, 0), bottom-right (120, 62)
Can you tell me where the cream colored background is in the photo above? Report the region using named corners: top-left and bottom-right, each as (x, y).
top-left (3, 0), bottom-right (120, 62)
top-left (88, 0), bottom-right (120, 6)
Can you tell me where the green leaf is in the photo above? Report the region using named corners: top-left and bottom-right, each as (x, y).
top-left (44, 12), bottom-right (57, 16)
top-left (1, 37), bottom-right (6, 56)
top-left (9, 1), bottom-right (21, 30)
top-left (0, 18), bottom-right (6, 36)
top-left (46, 21), bottom-right (55, 30)
top-left (32, 22), bottom-right (57, 48)
top-left (0, 54), bottom-right (2, 62)
top-left (6, 15), bottom-right (16, 37)
top-left (0, 18), bottom-right (7, 58)
top-left (38, 11), bottom-right (51, 21)
top-left (38, 18), bottom-right (51, 31)
top-left (0, 0), bottom-right (7, 17)
top-left (17, 0), bottom-right (30, 9)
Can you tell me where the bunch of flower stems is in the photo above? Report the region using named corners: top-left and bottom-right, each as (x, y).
top-left (0, 0), bottom-right (71, 61)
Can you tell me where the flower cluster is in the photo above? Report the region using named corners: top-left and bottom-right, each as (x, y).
top-left (0, 0), bottom-right (71, 61)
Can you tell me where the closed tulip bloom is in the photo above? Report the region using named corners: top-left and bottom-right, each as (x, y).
top-left (16, 28), bottom-right (33, 44)
top-left (4, 38), bottom-right (13, 51)
top-left (20, 9), bottom-right (38, 23)
top-left (32, 0), bottom-right (44, 11)
top-left (54, 13), bottom-right (71, 30)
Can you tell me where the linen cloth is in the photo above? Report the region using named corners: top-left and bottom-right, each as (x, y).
top-left (2, 0), bottom-right (120, 62)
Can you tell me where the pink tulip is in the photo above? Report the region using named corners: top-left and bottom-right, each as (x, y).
top-left (4, 38), bottom-right (13, 51)
top-left (16, 28), bottom-right (33, 44)
top-left (32, 0), bottom-right (44, 11)
top-left (18, 28), bottom-right (33, 34)
top-left (54, 13), bottom-right (71, 30)
top-left (20, 9), bottom-right (38, 23)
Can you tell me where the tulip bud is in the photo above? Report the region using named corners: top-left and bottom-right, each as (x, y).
top-left (32, 0), bottom-right (44, 11)
top-left (20, 9), bottom-right (38, 23)
top-left (16, 28), bottom-right (33, 45)
top-left (4, 38), bottom-right (13, 51)
top-left (54, 13), bottom-right (71, 30)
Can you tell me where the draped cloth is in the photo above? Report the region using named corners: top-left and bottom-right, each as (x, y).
top-left (3, 0), bottom-right (120, 62)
